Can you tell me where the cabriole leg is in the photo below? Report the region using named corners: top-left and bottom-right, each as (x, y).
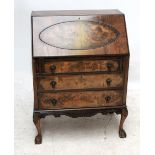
top-left (119, 107), bottom-right (128, 138)
top-left (33, 112), bottom-right (42, 144)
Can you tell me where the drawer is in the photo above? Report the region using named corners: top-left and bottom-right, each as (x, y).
top-left (39, 90), bottom-right (123, 109)
top-left (43, 59), bottom-right (121, 74)
top-left (38, 74), bottom-right (123, 91)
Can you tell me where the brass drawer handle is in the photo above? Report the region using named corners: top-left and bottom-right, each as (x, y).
top-left (105, 96), bottom-right (111, 103)
top-left (107, 63), bottom-right (113, 71)
top-left (50, 64), bottom-right (56, 72)
top-left (50, 80), bottom-right (57, 88)
top-left (49, 98), bottom-right (57, 106)
top-left (106, 78), bottom-right (112, 86)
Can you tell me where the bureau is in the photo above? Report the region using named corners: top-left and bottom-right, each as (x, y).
top-left (31, 10), bottom-right (129, 144)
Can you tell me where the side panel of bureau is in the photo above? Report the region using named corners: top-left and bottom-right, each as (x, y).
top-left (122, 55), bottom-right (129, 105)
top-left (32, 59), bottom-right (39, 109)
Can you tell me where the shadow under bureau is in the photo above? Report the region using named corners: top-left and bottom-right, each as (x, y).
top-left (31, 10), bottom-right (130, 144)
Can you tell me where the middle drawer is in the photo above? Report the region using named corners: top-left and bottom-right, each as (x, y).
top-left (38, 74), bottom-right (123, 91)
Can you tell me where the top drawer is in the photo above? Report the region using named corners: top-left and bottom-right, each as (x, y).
top-left (42, 59), bottom-right (121, 74)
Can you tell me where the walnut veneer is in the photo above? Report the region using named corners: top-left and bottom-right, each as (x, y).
top-left (32, 10), bottom-right (129, 144)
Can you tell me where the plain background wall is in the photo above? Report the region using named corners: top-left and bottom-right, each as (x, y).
top-left (14, 0), bottom-right (140, 89)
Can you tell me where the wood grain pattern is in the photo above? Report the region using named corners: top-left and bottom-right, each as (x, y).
top-left (39, 90), bottom-right (123, 109)
top-left (122, 55), bottom-right (129, 104)
top-left (38, 74), bottom-right (123, 91)
top-left (32, 10), bottom-right (130, 143)
top-left (39, 20), bottom-right (120, 50)
top-left (32, 14), bottom-right (129, 57)
top-left (44, 59), bottom-right (120, 73)
top-left (32, 59), bottom-right (39, 109)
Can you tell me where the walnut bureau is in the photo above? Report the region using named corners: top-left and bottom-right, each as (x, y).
top-left (31, 10), bottom-right (130, 144)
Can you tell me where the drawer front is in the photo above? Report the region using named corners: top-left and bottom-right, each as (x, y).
top-left (44, 59), bottom-right (121, 74)
top-left (38, 74), bottom-right (123, 91)
top-left (39, 91), bottom-right (123, 109)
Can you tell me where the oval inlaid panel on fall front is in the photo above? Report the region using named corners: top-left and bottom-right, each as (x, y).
top-left (39, 20), bottom-right (120, 50)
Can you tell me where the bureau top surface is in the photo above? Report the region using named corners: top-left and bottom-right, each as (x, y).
top-left (32, 10), bottom-right (129, 57)
top-left (31, 10), bottom-right (123, 16)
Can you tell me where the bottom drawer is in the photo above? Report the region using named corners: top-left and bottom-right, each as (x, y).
top-left (39, 91), bottom-right (123, 109)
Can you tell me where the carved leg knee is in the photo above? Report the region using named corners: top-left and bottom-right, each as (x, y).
top-left (119, 108), bottom-right (128, 138)
top-left (33, 112), bottom-right (42, 144)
